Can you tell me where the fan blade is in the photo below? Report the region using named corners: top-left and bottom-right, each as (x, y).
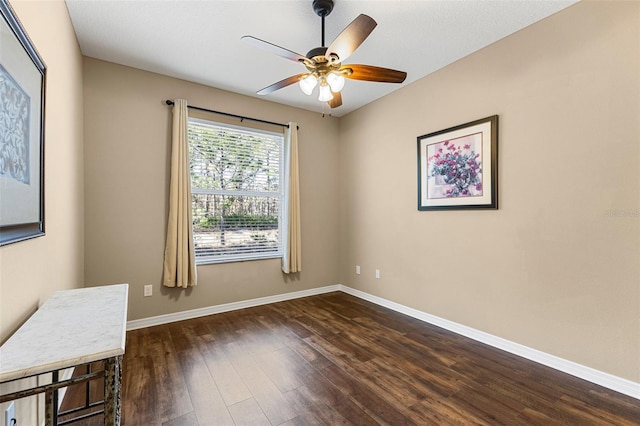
top-left (257, 73), bottom-right (307, 95)
top-left (326, 14), bottom-right (377, 62)
top-left (328, 91), bottom-right (342, 109)
top-left (342, 64), bottom-right (407, 83)
top-left (242, 36), bottom-right (309, 64)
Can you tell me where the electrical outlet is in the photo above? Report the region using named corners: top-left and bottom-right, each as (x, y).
top-left (5, 401), bottom-right (15, 426)
top-left (375, 269), bottom-right (380, 279)
top-left (143, 285), bottom-right (153, 297)
top-left (355, 265), bottom-right (360, 275)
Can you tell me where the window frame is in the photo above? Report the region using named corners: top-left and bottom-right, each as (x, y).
top-left (187, 116), bottom-right (288, 265)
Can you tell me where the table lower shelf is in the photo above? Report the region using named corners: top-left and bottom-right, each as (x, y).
top-left (0, 355), bottom-right (122, 426)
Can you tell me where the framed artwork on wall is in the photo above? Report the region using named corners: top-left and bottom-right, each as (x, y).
top-left (0, 0), bottom-right (46, 246)
top-left (417, 115), bottom-right (498, 210)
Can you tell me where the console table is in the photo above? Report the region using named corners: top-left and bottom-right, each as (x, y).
top-left (0, 284), bottom-right (128, 425)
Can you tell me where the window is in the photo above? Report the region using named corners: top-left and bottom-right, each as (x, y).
top-left (188, 117), bottom-right (286, 264)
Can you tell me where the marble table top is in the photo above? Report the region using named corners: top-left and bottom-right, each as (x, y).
top-left (0, 284), bottom-right (128, 382)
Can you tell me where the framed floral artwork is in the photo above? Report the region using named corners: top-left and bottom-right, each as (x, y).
top-left (0, 0), bottom-right (46, 245)
top-left (417, 115), bottom-right (498, 210)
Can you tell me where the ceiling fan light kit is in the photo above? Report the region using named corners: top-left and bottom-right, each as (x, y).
top-left (318, 83), bottom-right (333, 102)
top-left (326, 72), bottom-right (345, 92)
top-left (299, 74), bottom-right (318, 95)
top-left (242, 0), bottom-right (406, 109)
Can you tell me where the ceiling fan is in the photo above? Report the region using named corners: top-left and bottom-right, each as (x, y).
top-left (241, 0), bottom-right (407, 109)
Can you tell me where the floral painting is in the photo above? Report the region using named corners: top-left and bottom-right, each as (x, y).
top-left (418, 116), bottom-right (498, 210)
top-left (0, 64), bottom-right (31, 184)
top-left (427, 134), bottom-right (483, 199)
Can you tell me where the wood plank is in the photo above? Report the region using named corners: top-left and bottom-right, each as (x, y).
top-left (445, 388), bottom-right (522, 425)
top-left (121, 354), bottom-right (161, 426)
top-left (175, 323), bottom-right (236, 423)
top-left (583, 388), bottom-right (640, 424)
top-left (516, 407), bottom-right (565, 425)
top-left (228, 397), bottom-right (271, 425)
top-left (230, 353), bottom-right (299, 424)
top-left (196, 335), bottom-right (253, 407)
top-left (150, 333), bottom-right (194, 423)
top-left (407, 396), bottom-right (491, 426)
top-left (285, 381), bottom-right (377, 426)
top-left (174, 345), bottom-right (234, 425)
top-left (253, 347), bottom-right (306, 393)
top-left (319, 363), bottom-right (414, 425)
top-left (285, 337), bottom-right (335, 370)
top-left (555, 394), bottom-right (640, 426)
top-left (60, 291), bottom-right (640, 426)
top-left (162, 411), bottom-right (198, 426)
top-left (282, 386), bottom-right (348, 425)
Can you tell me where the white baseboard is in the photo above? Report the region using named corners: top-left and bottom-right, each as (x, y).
top-left (126, 284), bottom-right (342, 330)
top-left (339, 285), bottom-right (640, 400)
top-left (126, 283), bottom-right (639, 400)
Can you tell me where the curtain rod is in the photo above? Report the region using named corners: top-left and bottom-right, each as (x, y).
top-left (165, 100), bottom-right (297, 130)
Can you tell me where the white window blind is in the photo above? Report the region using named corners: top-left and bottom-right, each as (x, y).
top-left (188, 117), bottom-right (285, 264)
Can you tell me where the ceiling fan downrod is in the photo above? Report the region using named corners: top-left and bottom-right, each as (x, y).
top-left (313, 0), bottom-right (334, 47)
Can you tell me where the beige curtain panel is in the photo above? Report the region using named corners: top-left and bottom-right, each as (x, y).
top-left (282, 122), bottom-right (301, 273)
top-left (163, 99), bottom-right (198, 288)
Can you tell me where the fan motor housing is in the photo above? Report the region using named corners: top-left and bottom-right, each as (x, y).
top-left (306, 46), bottom-right (328, 61)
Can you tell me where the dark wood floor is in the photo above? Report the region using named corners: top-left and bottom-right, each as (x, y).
top-left (60, 291), bottom-right (639, 425)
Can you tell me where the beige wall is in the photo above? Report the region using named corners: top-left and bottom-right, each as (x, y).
top-left (0, 0), bottom-right (84, 423)
top-left (83, 58), bottom-right (341, 320)
top-left (0, 0), bottom-right (84, 347)
top-left (339, 0), bottom-right (639, 382)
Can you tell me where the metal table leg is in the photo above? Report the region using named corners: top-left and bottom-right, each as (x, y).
top-left (103, 356), bottom-right (122, 426)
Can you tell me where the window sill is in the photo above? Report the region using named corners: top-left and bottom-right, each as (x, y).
top-left (196, 252), bottom-right (282, 266)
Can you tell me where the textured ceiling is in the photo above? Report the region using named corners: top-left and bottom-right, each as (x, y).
top-left (65, 0), bottom-right (578, 117)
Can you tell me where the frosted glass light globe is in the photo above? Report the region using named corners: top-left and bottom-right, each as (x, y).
top-left (318, 83), bottom-right (333, 101)
top-left (326, 72), bottom-right (345, 92)
top-left (299, 74), bottom-right (317, 95)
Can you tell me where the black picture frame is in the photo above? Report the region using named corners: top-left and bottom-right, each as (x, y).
top-left (417, 115), bottom-right (498, 210)
top-left (0, 0), bottom-right (46, 246)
